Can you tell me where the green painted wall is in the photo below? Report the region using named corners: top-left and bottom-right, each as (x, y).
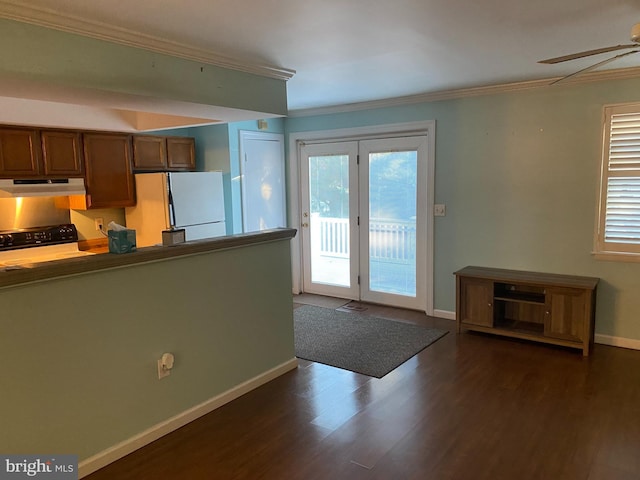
top-left (0, 18), bottom-right (287, 115)
top-left (286, 77), bottom-right (640, 342)
top-left (0, 239), bottom-right (294, 460)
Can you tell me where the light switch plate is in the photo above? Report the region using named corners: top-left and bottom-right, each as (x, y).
top-left (434, 204), bottom-right (446, 217)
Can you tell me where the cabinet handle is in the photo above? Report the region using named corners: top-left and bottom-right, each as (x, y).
top-left (488, 303), bottom-right (492, 307)
top-left (545, 311), bottom-right (550, 315)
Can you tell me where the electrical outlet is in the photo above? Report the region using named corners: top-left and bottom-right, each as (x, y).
top-left (434, 204), bottom-right (446, 217)
top-left (157, 353), bottom-right (174, 380)
top-left (94, 218), bottom-right (103, 231)
top-left (157, 359), bottom-right (171, 379)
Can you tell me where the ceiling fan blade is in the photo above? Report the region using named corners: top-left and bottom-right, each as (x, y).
top-left (538, 44), bottom-right (638, 64)
top-left (551, 50), bottom-right (640, 85)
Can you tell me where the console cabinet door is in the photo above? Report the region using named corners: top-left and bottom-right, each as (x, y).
top-left (82, 133), bottom-right (135, 209)
top-left (167, 137), bottom-right (195, 170)
top-left (544, 287), bottom-right (587, 342)
top-left (458, 277), bottom-right (494, 328)
top-left (41, 130), bottom-right (84, 177)
top-left (0, 128), bottom-right (41, 177)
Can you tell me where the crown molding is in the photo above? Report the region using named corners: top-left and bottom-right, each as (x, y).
top-left (0, 0), bottom-right (295, 81)
top-left (289, 65), bottom-right (640, 117)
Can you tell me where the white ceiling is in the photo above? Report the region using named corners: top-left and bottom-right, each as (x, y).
top-left (2, 0), bottom-right (640, 113)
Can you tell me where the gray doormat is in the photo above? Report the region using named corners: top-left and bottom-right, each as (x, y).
top-left (294, 304), bottom-right (448, 378)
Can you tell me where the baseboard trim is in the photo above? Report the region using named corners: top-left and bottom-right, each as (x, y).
top-left (434, 310), bottom-right (639, 350)
top-left (433, 309), bottom-right (456, 321)
top-left (594, 334), bottom-right (640, 351)
top-left (78, 357), bottom-right (299, 478)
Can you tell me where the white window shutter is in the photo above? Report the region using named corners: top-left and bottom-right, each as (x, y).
top-left (605, 177), bottom-right (640, 244)
top-left (608, 111), bottom-right (640, 171)
top-left (599, 107), bottom-right (640, 253)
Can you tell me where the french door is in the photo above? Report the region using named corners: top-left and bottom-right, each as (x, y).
top-left (300, 136), bottom-right (428, 310)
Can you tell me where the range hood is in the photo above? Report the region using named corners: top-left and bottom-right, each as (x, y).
top-left (0, 178), bottom-right (86, 198)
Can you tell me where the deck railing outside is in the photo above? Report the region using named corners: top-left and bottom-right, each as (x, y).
top-left (314, 216), bottom-right (416, 264)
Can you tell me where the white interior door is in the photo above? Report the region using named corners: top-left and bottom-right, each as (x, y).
top-left (239, 131), bottom-right (286, 232)
top-left (300, 135), bottom-right (428, 310)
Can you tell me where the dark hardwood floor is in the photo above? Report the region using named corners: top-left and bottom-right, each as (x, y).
top-left (86, 296), bottom-right (640, 480)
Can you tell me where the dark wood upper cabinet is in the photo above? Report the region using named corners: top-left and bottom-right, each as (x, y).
top-left (0, 127), bottom-right (84, 178)
top-left (41, 130), bottom-right (84, 176)
top-left (133, 135), bottom-right (196, 171)
top-left (0, 125), bottom-right (195, 209)
top-left (167, 137), bottom-right (196, 170)
top-left (79, 133), bottom-right (135, 209)
top-left (132, 135), bottom-right (168, 170)
top-left (0, 128), bottom-right (41, 177)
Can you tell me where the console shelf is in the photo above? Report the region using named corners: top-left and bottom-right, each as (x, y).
top-left (455, 266), bottom-right (599, 356)
top-left (494, 294), bottom-right (545, 305)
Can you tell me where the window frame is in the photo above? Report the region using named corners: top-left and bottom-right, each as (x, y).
top-left (594, 102), bottom-right (640, 261)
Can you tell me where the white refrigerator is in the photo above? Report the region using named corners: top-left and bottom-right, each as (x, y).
top-left (125, 172), bottom-right (226, 247)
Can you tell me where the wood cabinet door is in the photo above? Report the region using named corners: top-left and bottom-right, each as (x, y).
top-left (83, 133), bottom-right (135, 209)
top-left (544, 287), bottom-right (587, 342)
top-left (133, 135), bottom-right (167, 170)
top-left (458, 277), bottom-right (494, 327)
top-left (41, 130), bottom-right (84, 176)
top-left (0, 128), bottom-right (41, 177)
top-left (167, 137), bottom-right (195, 170)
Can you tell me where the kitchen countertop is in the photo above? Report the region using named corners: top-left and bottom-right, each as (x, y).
top-left (0, 228), bottom-right (297, 289)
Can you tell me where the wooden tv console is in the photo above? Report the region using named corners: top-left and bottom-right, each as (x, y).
top-left (455, 266), bottom-right (599, 356)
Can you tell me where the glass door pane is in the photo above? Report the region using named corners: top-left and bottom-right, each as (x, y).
top-left (368, 150), bottom-right (417, 296)
top-left (308, 153), bottom-right (351, 287)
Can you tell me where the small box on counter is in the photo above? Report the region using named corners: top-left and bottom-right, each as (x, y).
top-left (108, 229), bottom-right (137, 254)
top-left (162, 228), bottom-right (186, 246)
